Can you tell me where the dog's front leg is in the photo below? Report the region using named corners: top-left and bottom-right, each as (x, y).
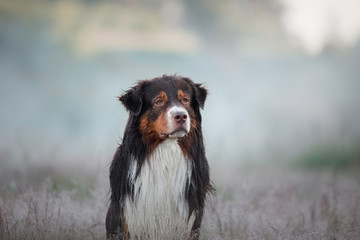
top-left (189, 208), bottom-right (203, 240)
top-left (106, 201), bottom-right (129, 240)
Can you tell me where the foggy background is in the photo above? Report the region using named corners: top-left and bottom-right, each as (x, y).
top-left (1, 0), bottom-right (360, 185)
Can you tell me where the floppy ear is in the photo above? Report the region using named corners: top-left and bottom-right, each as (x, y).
top-left (183, 77), bottom-right (208, 109)
top-left (194, 83), bottom-right (207, 109)
top-left (118, 83), bottom-right (143, 116)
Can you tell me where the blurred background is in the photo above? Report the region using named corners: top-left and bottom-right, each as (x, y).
top-left (1, 0), bottom-right (360, 187)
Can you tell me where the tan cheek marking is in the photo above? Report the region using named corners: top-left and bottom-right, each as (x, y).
top-left (190, 115), bottom-right (196, 130)
top-left (152, 111), bottom-right (170, 135)
top-left (139, 112), bottom-right (149, 134)
top-left (139, 110), bottom-right (170, 140)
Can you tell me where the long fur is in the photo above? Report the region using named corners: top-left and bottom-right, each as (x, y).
top-left (106, 75), bottom-right (213, 240)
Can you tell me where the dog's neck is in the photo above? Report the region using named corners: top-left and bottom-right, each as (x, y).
top-left (125, 139), bottom-right (194, 239)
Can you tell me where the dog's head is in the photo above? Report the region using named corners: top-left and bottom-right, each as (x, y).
top-left (119, 75), bottom-right (207, 145)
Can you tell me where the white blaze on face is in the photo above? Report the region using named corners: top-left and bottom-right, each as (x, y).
top-left (166, 105), bottom-right (190, 138)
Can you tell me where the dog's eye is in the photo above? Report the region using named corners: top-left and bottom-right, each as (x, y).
top-left (155, 99), bottom-right (164, 106)
top-left (182, 97), bottom-right (189, 104)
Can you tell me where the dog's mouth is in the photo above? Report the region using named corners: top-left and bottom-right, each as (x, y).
top-left (160, 128), bottom-right (187, 139)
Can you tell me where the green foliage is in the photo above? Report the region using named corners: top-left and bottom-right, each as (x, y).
top-left (50, 176), bottom-right (94, 200)
top-left (296, 142), bottom-right (360, 169)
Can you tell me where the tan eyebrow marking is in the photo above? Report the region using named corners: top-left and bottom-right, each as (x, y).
top-left (153, 91), bottom-right (168, 105)
top-left (178, 90), bottom-right (190, 103)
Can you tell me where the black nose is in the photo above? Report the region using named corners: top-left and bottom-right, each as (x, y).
top-left (174, 111), bottom-right (188, 124)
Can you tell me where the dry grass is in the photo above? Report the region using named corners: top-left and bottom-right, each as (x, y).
top-left (0, 166), bottom-right (359, 240)
top-left (0, 177), bottom-right (107, 240)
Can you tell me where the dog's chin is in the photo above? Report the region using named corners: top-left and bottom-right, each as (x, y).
top-left (168, 130), bottom-right (187, 138)
top-left (160, 128), bottom-right (188, 139)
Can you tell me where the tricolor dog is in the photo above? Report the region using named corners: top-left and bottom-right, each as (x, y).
top-left (106, 75), bottom-right (213, 239)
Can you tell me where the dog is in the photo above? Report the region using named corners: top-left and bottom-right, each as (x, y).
top-left (106, 75), bottom-right (213, 240)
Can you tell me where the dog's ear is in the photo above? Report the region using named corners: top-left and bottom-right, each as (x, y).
top-left (183, 77), bottom-right (208, 109)
top-left (193, 83), bottom-right (207, 109)
top-left (119, 82), bottom-right (144, 116)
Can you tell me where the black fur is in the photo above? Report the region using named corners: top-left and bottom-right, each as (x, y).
top-left (106, 75), bottom-right (213, 239)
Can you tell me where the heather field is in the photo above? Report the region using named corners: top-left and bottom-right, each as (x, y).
top-left (2, 1), bottom-right (360, 239)
top-left (1, 165), bottom-right (359, 240)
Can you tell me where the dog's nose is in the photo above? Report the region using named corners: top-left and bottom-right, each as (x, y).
top-left (173, 111), bottom-right (188, 124)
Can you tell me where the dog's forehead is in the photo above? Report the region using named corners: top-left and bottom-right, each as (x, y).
top-left (144, 78), bottom-right (192, 99)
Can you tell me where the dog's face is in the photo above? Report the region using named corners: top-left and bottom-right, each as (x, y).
top-left (119, 76), bottom-right (207, 145)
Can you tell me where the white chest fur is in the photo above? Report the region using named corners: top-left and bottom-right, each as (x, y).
top-left (124, 139), bottom-right (194, 239)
